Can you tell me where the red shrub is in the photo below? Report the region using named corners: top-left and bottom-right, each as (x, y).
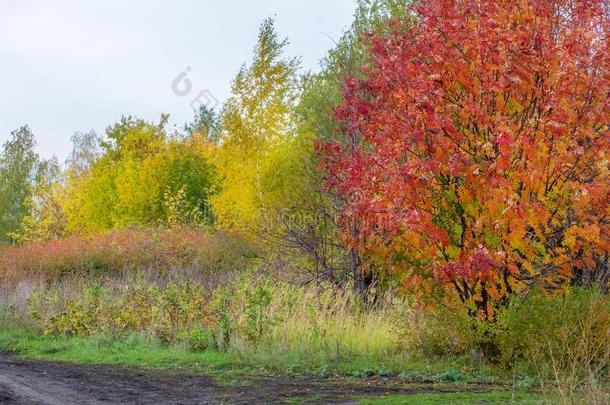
top-left (323, 0), bottom-right (610, 317)
top-left (0, 226), bottom-right (257, 283)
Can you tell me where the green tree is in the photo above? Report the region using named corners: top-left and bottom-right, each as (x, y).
top-left (12, 157), bottom-right (66, 242)
top-left (62, 116), bottom-right (217, 232)
top-left (184, 105), bottom-right (221, 145)
top-left (66, 130), bottom-right (102, 177)
top-left (0, 126), bottom-right (40, 242)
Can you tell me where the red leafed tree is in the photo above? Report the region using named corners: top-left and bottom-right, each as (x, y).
top-left (323, 0), bottom-right (610, 319)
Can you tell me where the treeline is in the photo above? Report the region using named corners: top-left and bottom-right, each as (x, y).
top-left (1, 118), bottom-right (216, 240)
top-left (0, 1), bottom-right (409, 287)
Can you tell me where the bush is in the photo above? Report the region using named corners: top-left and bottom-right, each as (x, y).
top-left (403, 301), bottom-right (480, 358)
top-left (404, 286), bottom-right (609, 400)
top-left (188, 326), bottom-right (216, 351)
top-left (42, 280), bottom-right (213, 342)
top-left (496, 287), bottom-right (610, 396)
top-left (0, 226), bottom-right (258, 283)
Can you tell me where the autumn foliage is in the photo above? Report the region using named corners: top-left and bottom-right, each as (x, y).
top-left (0, 226), bottom-right (255, 283)
top-left (324, 0), bottom-right (610, 317)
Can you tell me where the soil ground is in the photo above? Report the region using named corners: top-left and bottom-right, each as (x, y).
top-left (0, 354), bottom-right (497, 404)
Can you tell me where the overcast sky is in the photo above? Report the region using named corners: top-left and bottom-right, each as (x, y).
top-left (0, 0), bottom-right (356, 161)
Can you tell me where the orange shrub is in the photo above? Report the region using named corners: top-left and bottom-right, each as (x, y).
top-left (0, 226), bottom-right (258, 283)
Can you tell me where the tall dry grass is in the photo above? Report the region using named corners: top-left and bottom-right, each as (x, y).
top-left (0, 270), bottom-right (408, 372)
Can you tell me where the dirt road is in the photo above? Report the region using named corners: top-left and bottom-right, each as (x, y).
top-left (0, 355), bottom-right (489, 404)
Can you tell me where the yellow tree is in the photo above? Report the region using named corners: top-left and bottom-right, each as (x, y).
top-left (211, 18), bottom-right (299, 232)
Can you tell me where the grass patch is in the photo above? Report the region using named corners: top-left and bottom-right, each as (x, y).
top-left (283, 394), bottom-right (326, 404)
top-left (0, 322), bottom-right (505, 385)
top-left (359, 391), bottom-right (545, 404)
top-left (0, 317), bottom-right (571, 404)
top-left (0, 326), bottom-right (249, 377)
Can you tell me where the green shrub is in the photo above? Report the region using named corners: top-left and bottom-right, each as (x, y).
top-left (399, 370), bottom-right (432, 382)
top-left (244, 282), bottom-right (277, 342)
top-left (188, 326), bottom-right (216, 351)
top-left (209, 286), bottom-right (233, 351)
top-left (43, 280), bottom-right (212, 344)
top-left (495, 287), bottom-right (610, 393)
top-left (433, 368), bottom-right (468, 383)
top-left (403, 301), bottom-right (480, 357)
top-left (46, 301), bottom-right (97, 336)
top-left (402, 285), bottom-right (610, 400)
